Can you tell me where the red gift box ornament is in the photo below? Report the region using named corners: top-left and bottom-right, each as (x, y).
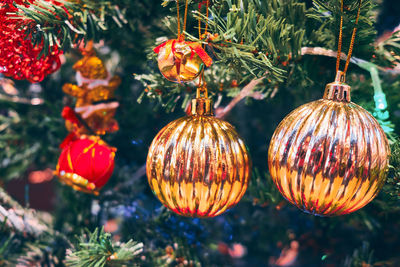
top-left (56, 135), bottom-right (116, 195)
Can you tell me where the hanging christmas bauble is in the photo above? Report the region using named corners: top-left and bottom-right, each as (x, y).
top-left (56, 135), bottom-right (116, 195)
top-left (268, 71), bottom-right (390, 216)
top-left (154, 39), bottom-right (212, 83)
top-left (146, 96), bottom-right (251, 217)
top-left (0, 2), bottom-right (62, 83)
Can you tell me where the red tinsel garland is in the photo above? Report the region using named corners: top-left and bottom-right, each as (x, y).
top-left (0, 1), bottom-right (62, 83)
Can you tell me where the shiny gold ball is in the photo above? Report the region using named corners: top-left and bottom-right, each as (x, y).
top-left (146, 99), bottom-right (251, 217)
top-left (157, 40), bottom-right (204, 83)
top-left (268, 75), bottom-right (390, 216)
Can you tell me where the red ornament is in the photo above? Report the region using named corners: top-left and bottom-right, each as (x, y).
top-left (56, 136), bottom-right (116, 195)
top-left (3, 0), bottom-right (32, 5)
top-left (62, 106), bottom-right (81, 126)
top-left (0, 1), bottom-right (62, 83)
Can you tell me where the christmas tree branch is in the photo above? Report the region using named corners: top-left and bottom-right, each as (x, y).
top-left (15, 0), bottom-right (128, 54)
top-left (66, 227), bottom-right (143, 267)
top-left (380, 139), bottom-right (400, 203)
top-left (103, 164), bottom-right (146, 196)
top-left (0, 187), bottom-right (50, 237)
top-left (300, 47), bottom-right (400, 74)
top-left (215, 76), bottom-right (264, 119)
top-left (214, 45), bottom-right (400, 122)
top-left (190, 0), bottom-right (308, 82)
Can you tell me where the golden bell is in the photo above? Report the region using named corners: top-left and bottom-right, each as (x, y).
top-left (146, 97), bottom-right (251, 217)
top-left (157, 40), bottom-right (204, 83)
top-left (268, 71), bottom-right (390, 216)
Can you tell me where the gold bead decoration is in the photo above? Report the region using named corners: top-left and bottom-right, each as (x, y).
top-left (146, 97), bottom-right (251, 217)
top-left (57, 171), bottom-right (98, 196)
top-left (268, 71), bottom-right (390, 216)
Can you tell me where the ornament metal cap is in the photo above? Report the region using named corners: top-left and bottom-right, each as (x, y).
top-left (191, 97), bottom-right (213, 116)
top-left (323, 71), bottom-right (351, 102)
top-left (191, 84), bottom-right (213, 116)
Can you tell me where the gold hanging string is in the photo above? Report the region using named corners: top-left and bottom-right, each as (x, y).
top-left (335, 0), bottom-right (344, 73)
top-left (196, 73), bottom-right (208, 98)
top-left (205, 0), bottom-right (210, 34)
top-left (198, 4), bottom-right (202, 39)
top-left (176, 0), bottom-right (189, 40)
top-left (197, 0), bottom-right (210, 98)
top-left (197, 68), bottom-right (208, 97)
top-left (344, 0), bottom-right (362, 74)
top-left (198, 0), bottom-right (210, 40)
top-left (335, 0), bottom-right (363, 75)
top-left (176, 0), bottom-right (181, 37)
top-left (183, 0), bottom-right (189, 37)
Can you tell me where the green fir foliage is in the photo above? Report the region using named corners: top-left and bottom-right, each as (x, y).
top-left (1, 0), bottom-right (400, 266)
top-left (65, 227), bottom-right (143, 267)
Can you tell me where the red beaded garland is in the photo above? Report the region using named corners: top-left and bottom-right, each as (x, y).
top-left (0, 1), bottom-right (62, 83)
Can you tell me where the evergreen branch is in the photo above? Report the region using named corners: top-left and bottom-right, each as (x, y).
top-left (247, 168), bottom-right (284, 206)
top-left (343, 242), bottom-right (374, 267)
top-left (103, 164), bottom-right (146, 196)
top-left (300, 46), bottom-right (399, 73)
top-left (215, 76), bottom-right (264, 119)
top-left (190, 0), bottom-right (308, 82)
top-left (15, 0), bottom-right (128, 55)
top-left (375, 25), bottom-right (400, 69)
top-left (381, 139), bottom-right (400, 202)
top-left (0, 187), bottom-right (50, 237)
top-left (310, 0), bottom-right (376, 53)
top-left (66, 227), bottom-right (143, 267)
top-left (215, 45), bottom-right (400, 120)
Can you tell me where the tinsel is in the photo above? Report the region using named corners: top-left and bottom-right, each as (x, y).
top-left (0, 1), bottom-right (62, 83)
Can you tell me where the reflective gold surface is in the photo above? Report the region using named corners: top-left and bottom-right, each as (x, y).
top-left (268, 75), bottom-right (390, 216)
top-left (157, 41), bottom-right (204, 83)
top-left (146, 102), bottom-right (251, 217)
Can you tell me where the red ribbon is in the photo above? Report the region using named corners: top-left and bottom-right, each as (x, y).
top-left (198, 0), bottom-right (208, 9)
top-left (154, 39), bottom-right (213, 67)
top-left (62, 106), bottom-right (80, 126)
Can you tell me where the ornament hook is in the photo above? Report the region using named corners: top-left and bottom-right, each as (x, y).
top-left (192, 80), bottom-right (212, 116)
top-left (323, 71), bottom-right (351, 102)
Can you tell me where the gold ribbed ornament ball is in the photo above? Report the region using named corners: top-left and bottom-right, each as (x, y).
top-left (268, 72), bottom-right (390, 216)
top-left (146, 97), bottom-right (251, 218)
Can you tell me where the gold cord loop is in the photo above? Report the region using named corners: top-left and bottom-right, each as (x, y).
top-left (196, 0), bottom-right (210, 97)
top-left (183, 0), bottom-right (189, 37)
top-left (176, 0), bottom-right (189, 40)
top-left (335, 0), bottom-right (363, 77)
top-left (176, 0), bottom-right (181, 37)
top-left (196, 69), bottom-right (208, 98)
